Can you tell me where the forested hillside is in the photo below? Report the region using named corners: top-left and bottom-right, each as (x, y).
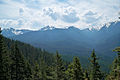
top-left (5, 21), bottom-right (119, 72)
top-left (1, 27), bottom-right (120, 80)
top-left (4, 37), bottom-right (54, 66)
top-left (10, 21), bottom-right (120, 56)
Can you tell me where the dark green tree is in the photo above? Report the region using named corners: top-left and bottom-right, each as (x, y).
top-left (46, 66), bottom-right (55, 80)
top-left (40, 58), bottom-right (47, 80)
top-left (55, 51), bottom-right (65, 80)
top-left (65, 63), bottom-right (73, 80)
top-left (0, 28), bottom-right (11, 80)
top-left (106, 58), bottom-right (118, 80)
top-left (72, 57), bottom-right (84, 80)
top-left (25, 61), bottom-right (33, 80)
top-left (33, 61), bottom-right (41, 80)
top-left (66, 57), bottom-right (84, 80)
top-left (84, 70), bottom-right (89, 80)
top-left (107, 47), bottom-right (120, 80)
top-left (89, 49), bottom-right (102, 80)
top-left (10, 43), bottom-right (31, 80)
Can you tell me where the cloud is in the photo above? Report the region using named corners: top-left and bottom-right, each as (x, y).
top-left (12, 0), bottom-right (24, 3)
top-left (0, 0), bottom-right (6, 4)
top-left (83, 11), bottom-right (101, 23)
top-left (84, 11), bottom-right (96, 16)
top-left (62, 13), bottom-right (79, 23)
top-left (0, 0), bottom-right (119, 30)
top-left (43, 8), bottom-right (59, 21)
top-left (0, 19), bottom-right (19, 28)
top-left (61, 7), bottom-right (79, 23)
top-left (19, 8), bottom-right (24, 14)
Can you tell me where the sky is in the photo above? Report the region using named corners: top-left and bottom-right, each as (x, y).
top-left (0, 0), bottom-right (120, 30)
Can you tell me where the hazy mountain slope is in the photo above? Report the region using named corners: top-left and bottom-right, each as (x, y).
top-left (10, 21), bottom-right (120, 55)
top-left (3, 21), bottom-right (120, 72)
top-left (11, 27), bottom-right (92, 55)
top-left (2, 28), bottom-right (31, 37)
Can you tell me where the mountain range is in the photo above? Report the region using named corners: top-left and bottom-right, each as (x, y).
top-left (2, 21), bottom-right (120, 71)
top-left (2, 28), bottom-right (31, 38)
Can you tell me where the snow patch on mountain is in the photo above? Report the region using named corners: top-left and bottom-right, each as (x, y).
top-left (12, 30), bottom-right (23, 35)
top-left (2, 28), bottom-right (31, 37)
top-left (40, 26), bottom-right (56, 31)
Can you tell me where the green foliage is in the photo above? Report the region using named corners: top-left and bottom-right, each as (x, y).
top-left (40, 58), bottom-right (47, 80)
top-left (0, 29), bottom-right (11, 80)
top-left (10, 43), bottom-right (32, 80)
top-left (84, 70), bottom-right (89, 80)
top-left (46, 66), bottom-right (55, 80)
top-left (0, 29), bottom-right (55, 80)
top-left (66, 57), bottom-right (84, 80)
top-left (33, 61), bottom-right (41, 80)
top-left (89, 49), bottom-right (103, 80)
top-left (1, 28), bottom-right (120, 80)
top-left (65, 63), bottom-right (73, 80)
top-left (55, 51), bottom-right (65, 80)
top-left (106, 47), bottom-right (120, 80)
top-left (106, 58), bottom-right (118, 80)
top-left (4, 38), bottom-right (55, 66)
top-left (25, 61), bottom-right (33, 80)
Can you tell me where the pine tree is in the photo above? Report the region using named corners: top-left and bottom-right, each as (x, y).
top-left (89, 49), bottom-right (102, 80)
top-left (40, 58), bottom-right (47, 80)
top-left (73, 57), bottom-right (84, 80)
top-left (66, 57), bottom-right (84, 80)
top-left (25, 61), bottom-right (33, 80)
top-left (84, 70), bottom-right (89, 80)
top-left (10, 43), bottom-right (30, 80)
top-left (65, 63), bottom-right (73, 80)
top-left (55, 51), bottom-right (65, 80)
top-left (0, 28), bottom-right (11, 80)
top-left (106, 58), bottom-right (118, 80)
top-left (105, 47), bottom-right (120, 80)
top-left (111, 47), bottom-right (120, 80)
top-left (46, 66), bottom-right (55, 80)
top-left (33, 61), bottom-right (41, 80)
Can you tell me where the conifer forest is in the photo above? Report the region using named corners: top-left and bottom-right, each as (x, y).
top-left (1, 27), bottom-right (120, 80)
top-left (0, 0), bottom-right (120, 79)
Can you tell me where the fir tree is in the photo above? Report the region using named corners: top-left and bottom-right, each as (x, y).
top-left (46, 66), bottom-right (55, 80)
top-left (10, 43), bottom-right (30, 80)
top-left (66, 57), bottom-right (84, 80)
top-left (33, 61), bottom-right (41, 80)
top-left (106, 47), bottom-right (120, 80)
top-left (40, 58), bottom-right (47, 80)
top-left (0, 28), bottom-right (11, 80)
top-left (110, 47), bottom-right (120, 80)
top-left (65, 63), bottom-right (73, 80)
top-left (55, 51), bottom-right (65, 80)
top-left (25, 61), bottom-right (33, 80)
top-left (89, 49), bottom-right (102, 80)
top-left (72, 57), bottom-right (84, 80)
top-left (84, 70), bottom-right (89, 80)
top-left (106, 58), bottom-right (118, 80)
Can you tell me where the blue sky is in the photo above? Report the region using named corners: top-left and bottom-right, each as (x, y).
top-left (0, 0), bottom-right (119, 30)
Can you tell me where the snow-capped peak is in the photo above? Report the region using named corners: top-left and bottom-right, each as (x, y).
top-left (12, 30), bottom-right (23, 35)
top-left (2, 28), bottom-right (31, 37)
top-left (40, 26), bottom-right (56, 31)
top-left (4, 28), bottom-right (23, 35)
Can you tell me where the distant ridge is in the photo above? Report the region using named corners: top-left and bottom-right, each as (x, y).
top-left (2, 21), bottom-right (120, 71)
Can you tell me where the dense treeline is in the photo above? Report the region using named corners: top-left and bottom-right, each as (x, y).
top-left (4, 37), bottom-right (54, 66)
top-left (0, 29), bottom-right (120, 80)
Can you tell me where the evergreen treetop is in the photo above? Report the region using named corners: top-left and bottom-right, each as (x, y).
top-left (89, 49), bottom-right (102, 80)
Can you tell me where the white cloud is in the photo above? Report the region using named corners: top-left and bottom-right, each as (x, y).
top-left (0, 0), bottom-right (119, 30)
